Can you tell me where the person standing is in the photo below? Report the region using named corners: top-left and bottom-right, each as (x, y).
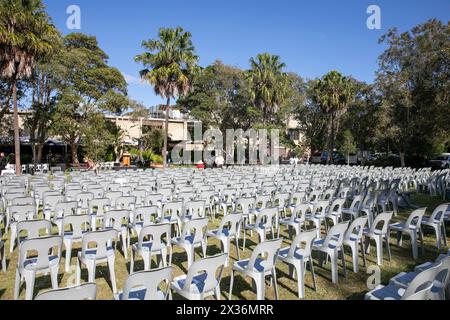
top-left (0, 152), bottom-right (8, 176)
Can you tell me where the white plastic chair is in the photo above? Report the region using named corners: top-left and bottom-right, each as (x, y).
top-left (278, 228), bottom-right (317, 298)
top-left (171, 254), bottom-right (227, 300)
top-left (229, 238), bottom-right (282, 300)
top-left (312, 221), bottom-right (349, 284)
top-left (389, 208), bottom-right (426, 260)
top-left (76, 229), bottom-right (118, 294)
top-left (117, 267), bottom-right (173, 300)
top-left (14, 236), bottom-right (63, 300)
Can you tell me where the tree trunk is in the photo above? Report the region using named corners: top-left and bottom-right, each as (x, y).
top-left (36, 144), bottom-right (44, 164)
top-left (71, 143), bottom-right (79, 164)
top-left (12, 82), bottom-right (21, 175)
top-left (163, 97), bottom-right (170, 169)
top-left (326, 114), bottom-right (333, 165)
top-left (400, 152), bottom-right (406, 168)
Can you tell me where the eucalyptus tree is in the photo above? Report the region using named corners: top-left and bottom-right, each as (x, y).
top-left (0, 0), bottom-right (58, 174)
top-left (135, 27), bottom-right (199, 168)
top-left (376, 19), bottom-right (450, 166)
top-left (51, 33), bottom-right (128, 163)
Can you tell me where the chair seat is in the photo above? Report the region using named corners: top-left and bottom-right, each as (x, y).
top-left (313, 239), bottom-right (337, 251)
top-left (278, 247), bottom-right (304, 261)
top-left (279, 217), bottom-right (301, 225)
top-left (207, 228), bottom-right (230, 237)
top-left (136, 241), bottom-right (167, 253)
top-left (80, 246), bottom-right (114, 261)
top-left (172, 273), bottom-right (210, 295)
top-left (421, 217), bottom-right (439, 225)
top-left (22, 255), bottom-right (59, 271)
top-left (389, 272), bottom-right (417, 288)
top-left (245, 223), bottom-right (266, 231)
top-left (233, 258), bottom-right (266, 273)
top-left (117, 287), bottom-right (165, 300)
top-left (171, 235), bottom-right (196, 245)
top-left (366, 284), bottom-right (405, 300)
top-left (389, 223), bottom-right (417, 232)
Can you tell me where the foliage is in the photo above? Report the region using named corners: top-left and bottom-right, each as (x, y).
top-left (246, 53), bottom-right (289, 124)
top-left (0, 0), bottom-right (59, 173)
top-left (51, 33), bottom-right (128, 163)
top-left (177, 60), bottom-right (255, 132)
top-left (309, 71), bottom-right (356, 162)
top-left (340, 130), bottom-right (357, 164)
top-left (376, 19), bottom-right (450, 166)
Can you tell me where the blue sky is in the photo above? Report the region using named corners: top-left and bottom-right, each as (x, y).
top-left (43, 0), bottom-right (450, 107)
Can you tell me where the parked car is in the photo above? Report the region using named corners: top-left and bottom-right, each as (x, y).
top-left (428, 153), bottom-right (450, 169)
top-left (310, 151), bottom-right (323, 164)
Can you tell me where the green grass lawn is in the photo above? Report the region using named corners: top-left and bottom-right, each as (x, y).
top-left (1, 193), bottom-right (448, 300)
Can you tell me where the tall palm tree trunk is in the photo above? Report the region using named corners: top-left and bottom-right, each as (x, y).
top-left (163, 97), bottom-right (170, 169)
top-left (12, 82), bottom-right (21, 175)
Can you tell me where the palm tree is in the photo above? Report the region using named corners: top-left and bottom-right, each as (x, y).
top-left (311, 71), bottom-right (355, 164)
top-left (0, 0), bottom-right (57, 175)
top-left (247, 53), bottom-right (289, 124)
top-left (135, 27), bottom-right (198, 168)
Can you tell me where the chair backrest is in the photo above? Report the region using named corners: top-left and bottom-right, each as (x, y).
top-left (288, 228), bottom-right (317, 259)
top-left (429, 203), bottom-right (450, 223)
top-left (162, 201), bottom-right (183, 220)
top-left (44, 195), bottom-right (64, 210)
top-left (11, 197), bottom-right (35, 207)
top-left (181, 218), bottom-right (208, 244)
top-left (182, 254), bottom-right (227, 295)
top-left (104, 191), bottom-right (123, 207)
top-left (344, 216), bottom-right (368, 242)
top-left (54, 201), bottom-right (78, 219)
top-left (133, 206), bottom-right (159, 226)
top-left (322, 221), bottom-right (350, 249)
top-left (405, 208), bottom-right (427, 229)
top-left (19, 236), bottom-right (62, 271)
top-left (289, 191), bottom-right (306, 206)
top-left (184, 200), bottom-right (205, 219)
top-left (403, 261), bottom-right (443, 299)
top-left (76, 192), bottom-right (94, 209)
top-left (369, 211), bottom-right (393, 235)
top-left (17, 219), bottom-right (53, 243)
top-left (63, 215), bottom-right (91, 239)
top-left (235, 197), bottom-right (255, 215)
top-left (122, 267), bottom-right (173, 300)
top-left (248, 238), bottom-right (283, 273)
top-left (217, 213), bottom-right (242, 237)
top-left (103, 210), bottom-right (129, 231)
top-left (329, 198), bottom-right (346, 214)
top-left (255, 208), bottom-right (277, 228)
top-left (10, 204), bottom-right (36, 222)
top-left (145, 194), bottom-right (163, 206)
top-left (348, 195), bottom-right (364, 212)
top-left (403, 282), bottom-right (433, 300)
top-left (254, 195), bottom-right (271, 210)
top-left (81, 229), bottom-right (118, 259)
top-left (138, 223), bottom-right (171, 252)
top-left (290, 203), bottom-right (311, 223)
top-left (312, 200), bottom-right (330, 219)
top-left (35, 283), bottom-right (97, 300)
top-left (88, 198), bottom-right (110, 216)
top-left (116, 196), bottom-right (136, 210)
top-left (273, 193), bottom-right (290, 207)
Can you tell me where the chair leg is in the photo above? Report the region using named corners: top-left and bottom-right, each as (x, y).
top-left (255, 273), bottom-right (265, 300)
top-left (130, 248), bottom-right (135, 273)
top-left (107, 255), bottom-right (117, 294)
top-left (216, 286), bottom-right (221, 300)
top-left (228, 270), bottom-right (234, 300)
top-left (272, 268), bottom-right (279, 300)
top-left (64, 240), bottom-right (72, 273)
top-left (24, 272), bottom-right (36, 301)
top-left (360, 240), bottom-right (367, 268)
top-left (297, 263), bottom-right (305, 299)
top-left (50, 265), bottom-right (59, 289)
top-left (14, 269), bottom-right (21, 300)
top-left (234, 237), bottom-right (240, 261)
top-left (340, 249), bottom-right (347, 279)
top-left (76, 258), bottom-right (81, 285)
top-left (411, 233), bottom-right (418, 260)
top-left (309, 258), bottom-right (317, 292)
top-left (386, 235), bottom-right (392, 262)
